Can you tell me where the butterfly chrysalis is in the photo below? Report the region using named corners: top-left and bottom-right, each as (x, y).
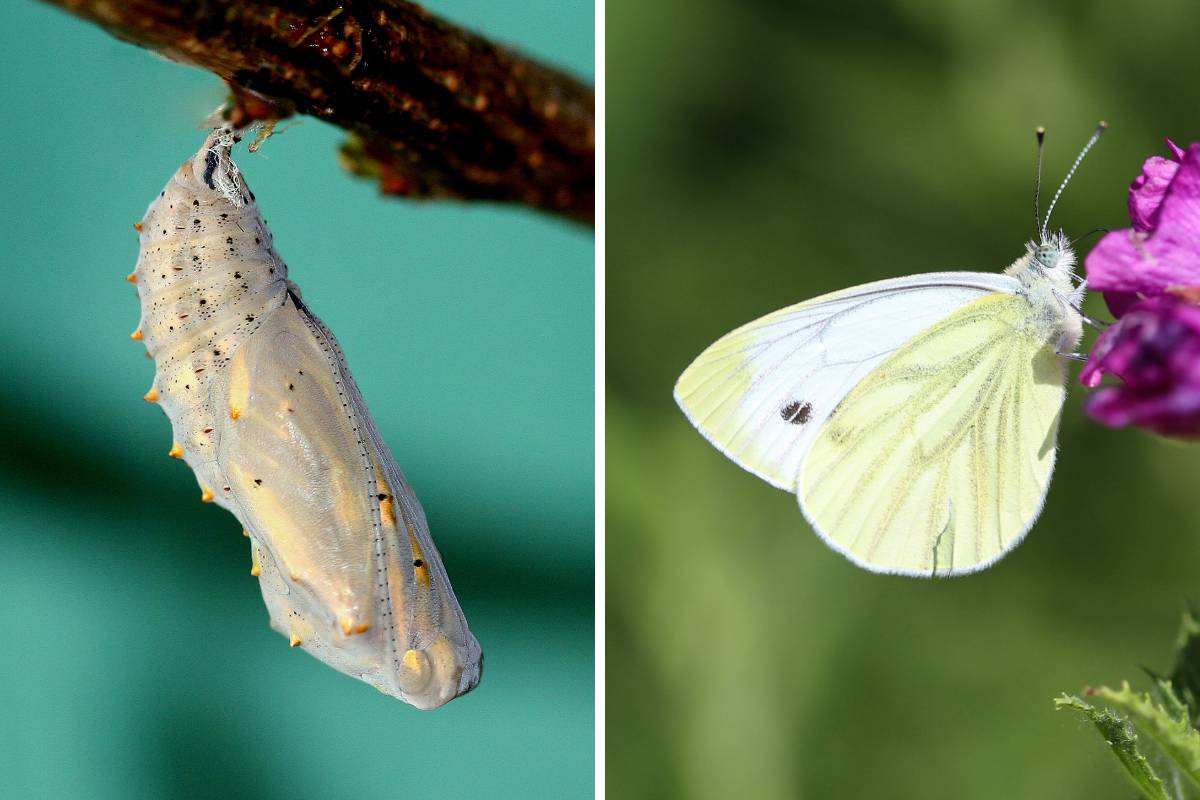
top-left (130, 128), bottom-right (482, 709)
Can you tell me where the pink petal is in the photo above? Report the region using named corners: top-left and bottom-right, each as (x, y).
top-left (1128, 154), bottom-right (1179, 233)
top-left (1149, 143), bottom-right (1200, 252)
top-left (1080, 295), bottom-right (1200, 438)
top-left (1102, 290), bottom-right (1141, 318)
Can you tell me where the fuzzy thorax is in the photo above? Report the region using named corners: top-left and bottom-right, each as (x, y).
top-left (1004, 232), bottom-right (1084, 353)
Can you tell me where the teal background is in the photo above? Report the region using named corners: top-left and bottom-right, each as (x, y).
top-left (0, 3), bottom-right (593, 798)
top-left (608, 1), bottom-right (1200, 798)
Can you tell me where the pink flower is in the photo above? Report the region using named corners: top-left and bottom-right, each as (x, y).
top-left (1081, 139), bottom-right (1200, 438)
top-left (1086, 141), bottom-right (1200, 317)
top-left (1080, 295), bottom-right (1200, 438)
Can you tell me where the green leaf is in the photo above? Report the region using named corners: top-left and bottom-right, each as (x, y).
top-left (1056, 694), bottom-right (1169, 800)
top-left (1170, 610), bottom-right (1200, 725)
top-left (1151, 675), bottom-right (1191, 726)
top-left (1088, 682), bottom-right (1200, 789)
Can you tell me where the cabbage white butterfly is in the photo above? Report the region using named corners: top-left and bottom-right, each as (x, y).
top-left (131, 128), bottom-right (482, 708)
top-left (674, 125), bottom-right (1105, 576)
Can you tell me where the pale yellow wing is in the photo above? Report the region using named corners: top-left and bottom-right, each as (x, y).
top-left (798, 293), bottom-right (1066, 576)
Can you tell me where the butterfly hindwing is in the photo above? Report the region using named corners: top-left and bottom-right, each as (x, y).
top-left (798, 292), bottom-right (1067, 575)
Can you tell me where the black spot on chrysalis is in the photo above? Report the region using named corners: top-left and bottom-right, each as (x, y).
top-left (202, 150), bottom-right (219, 189)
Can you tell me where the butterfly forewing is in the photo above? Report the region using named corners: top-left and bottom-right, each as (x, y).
top-left (673, 273), bottom-right (1020, 491)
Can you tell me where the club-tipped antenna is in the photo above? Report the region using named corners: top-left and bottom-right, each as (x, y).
top-left (1042, 121), bottom-right (1107, 239)
top-left (1033, 126), bottom-right (1046, 234)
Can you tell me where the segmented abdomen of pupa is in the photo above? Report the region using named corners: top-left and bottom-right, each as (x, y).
top-left (132, 133), bottom-right (286, 483)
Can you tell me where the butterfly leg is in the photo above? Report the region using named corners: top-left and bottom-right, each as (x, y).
top-left (1053, 282), bottom-right (1108, 331)
top-left (1057, 351), bottom-right (1088, 362)
top-left (1070, 280), bottom-right (1109, 331)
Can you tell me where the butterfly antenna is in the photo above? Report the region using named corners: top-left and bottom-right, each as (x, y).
top-left (1033, 126), bottom-right (1046, 235)
top-left (1042, 121), bottom-right (1107, 239)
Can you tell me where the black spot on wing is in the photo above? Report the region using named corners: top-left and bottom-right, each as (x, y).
top-left (781, 400), bottom-right (814, 425)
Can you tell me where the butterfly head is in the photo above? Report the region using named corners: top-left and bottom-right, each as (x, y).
top-left (1015, 231), bottom-right (1077, 288)
top-left (1032, 236), bottom-right (1064, 270)
top-left (1034, 242), bottom-right (1057, 268)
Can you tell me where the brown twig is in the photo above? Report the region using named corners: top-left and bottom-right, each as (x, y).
top-left (45, 0), bottom-right (594, 224)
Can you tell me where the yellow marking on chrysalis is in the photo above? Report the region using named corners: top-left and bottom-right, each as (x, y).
top-left (407, 523), bottom-right (431, 588)
top-left (226, 347), bottom-right (250, 421)
top-left (396, 647), bottom-right (434, 696)
top-left (249, 541), bottom-right (262, 576)
top-left (200, 487), bottom-right (214, 503)
top-left (290, 633), bottom-right (302, 647)
top-left (379, 496), bottom-right (397, 527)
top-left (130, 329), bottom-right (144, 341)
top-left (168, 442), bottom-right (184, 459)
top-left (133, 221), bottom-right (143, 232)
top-left (373, 462), bottom-right (397, 527)
top-left (126, 272), bottom-right (138, 284)
top-left (226, 458), bottom-right (314, 602)
top-left (143, 388), bottom-right (159, 403)
top-left (336, 614), bottom-right (369, 636)
top-left (242, 528), bottom-right (250, 538)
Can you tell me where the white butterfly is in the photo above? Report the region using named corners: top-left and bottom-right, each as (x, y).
top-left (674, 125), bottom-right (1104, 576)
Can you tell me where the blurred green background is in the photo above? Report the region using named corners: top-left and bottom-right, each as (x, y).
top-left (608, 1), bottom-right (1200, 797)
top-left (0, 3), bottom-right (592, 798)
